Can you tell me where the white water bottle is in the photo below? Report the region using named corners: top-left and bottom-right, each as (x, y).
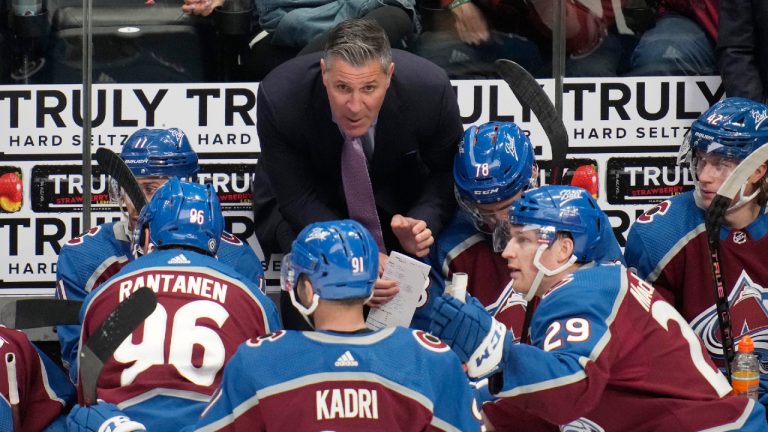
top-left (446, 272), bottom-right (468, 303)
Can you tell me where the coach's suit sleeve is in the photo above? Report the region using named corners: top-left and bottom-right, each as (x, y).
top-left (403, 71), bottom-right (462, 236)
top-left (717, 0), bottom-right (764, 101)
top-left (257, 75), bottom-right (342, 232)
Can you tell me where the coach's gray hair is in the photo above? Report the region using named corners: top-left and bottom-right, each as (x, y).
top-left (323, 19), bottom-right (392, 72)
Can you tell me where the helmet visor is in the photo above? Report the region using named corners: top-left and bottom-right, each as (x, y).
top-left (677, 129), bottom-right (693, 166)
top-left (692, 150), bottom-right (739, 180)
top-left (492, 219), bottom-right (512, 253)
top-left (280, 253), bottom-right (296, 293)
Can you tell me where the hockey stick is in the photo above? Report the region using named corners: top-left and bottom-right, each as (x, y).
top-left (94, 148), bottom-right (147, 212)
top-left (80, 287), bottom-right (157, 406)
top-left (704, 142), bottom-right (768, 381)
top-left (0, 299), bottom-right (82, 329)
top-left (493, 60), bottom-right (570, 393)
top-left (495, 59), bottom-right (568, 186)
top-left (5, 353), bottom-right (21, 431)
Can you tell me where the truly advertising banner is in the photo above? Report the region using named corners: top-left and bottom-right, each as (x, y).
top-left (0, 77), bottom-right (722, 295)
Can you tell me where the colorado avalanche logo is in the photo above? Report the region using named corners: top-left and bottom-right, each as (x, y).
top-left (690, 270), bottom-right (768, 373)
top-left (635, 200), bottom-right (670, 224)
top-left (560, 418), bottom-right (605, 432)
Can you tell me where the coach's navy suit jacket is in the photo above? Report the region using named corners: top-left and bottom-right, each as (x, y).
top-left (256, 49), bottom-right (462, 251)
top-left (718, 0), bottom-right (768, 103)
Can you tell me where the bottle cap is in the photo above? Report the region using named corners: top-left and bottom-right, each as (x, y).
top-left (738, 334), bottom-right (755, 353)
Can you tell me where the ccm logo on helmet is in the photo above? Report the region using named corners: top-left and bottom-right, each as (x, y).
top-left (474, 188), bottom-right (500, 195)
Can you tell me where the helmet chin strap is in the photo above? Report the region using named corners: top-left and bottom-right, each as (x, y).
top-left (289, 288), bottom-right (320, 320)
top-left (289, 287), bottom-right (376, 330)
top-left (524, 244), bottom-right (577, 302)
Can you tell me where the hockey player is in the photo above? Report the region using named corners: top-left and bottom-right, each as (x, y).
top-left (56, 127), bottom-right (265, 382)
top-left (430, 185), bottom-right (767, 431)
top-left (412, 121), bottom-right (624, 333)
top-left (625, 97), bottom-right (768, 405)
top-left (67, 179), bottom-right (280, 431)
top-left (0, 327), bottom-right (74, 431)
top-left (188, 219), bottom-right (480, 431)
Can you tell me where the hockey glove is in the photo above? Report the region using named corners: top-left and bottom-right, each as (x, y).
top-left (429, 295), bottom-right (507, 379)
top-left (67, 402), bottom-right (146, 432)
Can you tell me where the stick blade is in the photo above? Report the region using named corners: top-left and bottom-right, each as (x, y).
top-left (80, 287), bottom-right (157, 405)
top-left (0, 299), bottom-right (82, 329)
top-left (94, 148), bottom-right (147, 211)
top-left (495, 59), bottom-right (569, 185)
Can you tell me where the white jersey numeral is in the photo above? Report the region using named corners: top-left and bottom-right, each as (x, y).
top-left (543, 318), bottom-right (592, 352)
top-left (113, 299), bottom-right (229, 387)
top-left (650, 301), bottom-right (731, 397)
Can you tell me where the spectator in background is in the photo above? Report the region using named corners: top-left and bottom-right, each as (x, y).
top-left (254, 18), bottom-right (462, 325)
top-left (182, 0), bottom-right (418, 80)
top-left (411, 0), bottom-right (639, 78)
top-left (717, 0), bottom-right (768, 102)
top-left (629, 0), bottom-right (719, 75)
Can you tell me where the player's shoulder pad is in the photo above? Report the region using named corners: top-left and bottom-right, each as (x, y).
top-left (632, 193), bottom-right (697, 226)
top-left (63, 222), bottom-right (123, 248)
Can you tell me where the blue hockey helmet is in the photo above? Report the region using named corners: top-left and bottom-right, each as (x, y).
top-left (136, 177), bottom-right (223, 255)
top-left (454, 122), bottom-right (536, 232)
top-left (454, 121), bottom-right (535, 204)
top-left (120, 128), bottom-right (199, 178)
top-left (681, 97), bottom-right (768, 164)
top-left (496, 185), bottom-right (603, 263)
top-left (281, 220), bottom-right (379, 316)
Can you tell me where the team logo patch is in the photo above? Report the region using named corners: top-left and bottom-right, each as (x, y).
top-left (413, 330), bottom-right (450, 353)
top-left (66, 225), bottom-right (102, 246)
top-left (732, 231), bottom-right (747, 245)
top-left (220, 231), bottom-right (242, 245)
top-left (246, 330), bottom-right (286, 347)
top-left (560, 418), bottom-right (605, 432)
top-left (691, 270), bottom-right (768, 372)
top-left (208, 238), bottom-right (217, 252)
top-left (635, 200), bottom-right (671, 224)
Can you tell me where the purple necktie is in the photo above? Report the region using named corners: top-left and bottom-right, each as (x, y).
top-left (341, 135), bottom-right (386, 252)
